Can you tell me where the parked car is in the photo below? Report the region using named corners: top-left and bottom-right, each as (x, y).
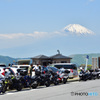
top-left (10, 67), bottom-right (22, 76)
top-left (12, 65), bottom-right (30, 70)
top-left (47, 66), bottom-right (60, 74)
top-left (12, 65), bottom-right (37, 76)
top-left (49, 63), bottom-right (78, 78)
top-left (0, 67), bottom-right (6, 78)
top-left (0, 67), bottom-right (21, 78)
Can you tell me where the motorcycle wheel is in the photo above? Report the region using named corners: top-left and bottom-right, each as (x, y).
top-left (63, 78), bottom-right (67, 84)
top-left (45, 81), bottom-right (50, 87)
top-left (16, 83), bottom-right (23, 91)
top-left (2, 86), bottom-right (6, 93)
top-left (83, 78), bottom-right (87, 81)
top-left (97, 75), bottom-right (100, 79)
top-left (0, 85), bottom-right (6, 94)
top-left (31, 84), bottom-right (38, 89)
top-left (54, 80), bottom-right (59, 85)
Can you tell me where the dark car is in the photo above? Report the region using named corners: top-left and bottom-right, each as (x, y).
top-left (49, 63), bottom-right (78, 78)
top-left (47, 66), bottom-right (60, 73)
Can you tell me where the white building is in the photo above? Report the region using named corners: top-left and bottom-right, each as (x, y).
top-left (92, 57), bottom-right (98, 69)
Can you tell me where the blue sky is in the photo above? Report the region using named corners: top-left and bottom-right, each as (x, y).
top-left (0, 0), bottom-right (100, 58)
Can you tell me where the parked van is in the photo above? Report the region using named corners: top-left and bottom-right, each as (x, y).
top-left (49, 63), bottom-right (78, 78)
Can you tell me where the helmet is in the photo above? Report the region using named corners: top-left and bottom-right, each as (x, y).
top-left (80, 67), bottom-right (83, 70)
top-left (5, 69), bottom-right (9, 72)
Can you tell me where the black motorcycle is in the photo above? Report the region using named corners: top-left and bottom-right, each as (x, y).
top-left (31, 70), bottom-right (51, 89)
top-left (89, 69), bottom-right (97, 80)
top-left (79, 69), bottom-right (96, 81)
top-left (5, 75), bottom-right (23, 91)
top-left (49, 70), bottom-right (59, 85)
top-left (19, 69), bottom-right (38, 89)
top-left (79, 70), bottom-right (89, 81)
top-left (94, 69), bottom-right (100, 79)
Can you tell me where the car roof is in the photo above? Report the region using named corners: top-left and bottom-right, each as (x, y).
top-left (12, 65), bottom-right (30, 66)
top-left (47, 66), bottom-right (59, 70)
top-left (10, 67), bottom-right (22, 69)
top-left (49, 63), bottom-right (75, 65)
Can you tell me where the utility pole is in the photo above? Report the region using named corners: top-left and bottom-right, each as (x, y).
top-left (85, 55), bottom-right (89, 71)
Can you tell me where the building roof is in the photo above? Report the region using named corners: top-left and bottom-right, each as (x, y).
top-left (50, 54), bottom-right (72, 59)
top-left (32, 55), bottom-right (49, 59)
top-left (31, 54), bottom-right (72, 59)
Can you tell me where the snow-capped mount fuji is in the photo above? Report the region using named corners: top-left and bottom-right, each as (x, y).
top-left (63, 24), bottom-right (94, 35)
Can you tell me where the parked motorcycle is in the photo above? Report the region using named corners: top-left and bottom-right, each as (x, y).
top-left (79, 71), bottom-right (88, 81)
top-left (94, 69), bottom-right (100, 79)
top-left (19, 69), bottom-right (36, 89)
top-left (31, 69), bottom-right (51, 89)
top-left (49, 70), bottom-right (59, 85)
top-left (5, 75), bottom-right (23, 91)
top-left (79, 69), bottom-right (96, 81)
top-left (89, 69), bottom-right (97, 80)
top-left (58, 69), bottom-right (70, 84)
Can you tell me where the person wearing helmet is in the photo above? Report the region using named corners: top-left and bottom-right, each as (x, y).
top-left (5, 69), bottom-right (11, 77)
top-left (80, 67), bottom-right (85, 74)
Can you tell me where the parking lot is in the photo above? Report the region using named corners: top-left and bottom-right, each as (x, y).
top-left (0, 78), bottom-right (100, 100)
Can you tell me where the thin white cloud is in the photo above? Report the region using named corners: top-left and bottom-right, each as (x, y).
top-left (0, 31), bottom-right (49, 39)
top-left (0, 24), bottom-right (94, 40)
top-left (28, 31), bottom-right (48, 39)
top-left (0, 33), bottom-right (24, 39)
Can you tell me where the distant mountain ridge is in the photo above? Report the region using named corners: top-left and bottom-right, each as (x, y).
top-left (0, 53), bottom-right (100, 66)
top-left (70, 53), bottom-right (100, 66)
top-left (0, 55), bottom-right (29, 66)
top-left (0, 55), bottom-right (18, 66)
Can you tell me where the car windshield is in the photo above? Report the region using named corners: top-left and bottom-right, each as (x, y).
top-left (20, 66), bottom-right (29, 70)
top-left (41, 66), bottom-right (48, 72)
top-left (54, 65), bottom-right (77, 70)
top-left (47, 66), bottom-right (59, 73)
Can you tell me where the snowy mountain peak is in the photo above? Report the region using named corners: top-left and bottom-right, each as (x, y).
top-left (64, 24), bottom-right (94, 35)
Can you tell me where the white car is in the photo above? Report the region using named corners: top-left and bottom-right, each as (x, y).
top-left (0, 67), bottom-right (5, 78)
top-left (12, 65), bottom-right (30, 70)
top-left (0, 67), bottom-right (22, 78)
top-left (12, 65), bottom-right (37, 76)
top-left (10, 67), bottom-right (22, 76)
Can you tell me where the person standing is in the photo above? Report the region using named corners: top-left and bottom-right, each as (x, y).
top-left (28, 64), bottom-right (33, 77)
top-left (33, 64), bottom-right (41, 71)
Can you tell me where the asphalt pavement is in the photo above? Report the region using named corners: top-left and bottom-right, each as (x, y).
top-left (0, 79), bottom-right (100, 100)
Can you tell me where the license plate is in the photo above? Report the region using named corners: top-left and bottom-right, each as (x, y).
top-left (34, 81), bottom-right (37, 84)
top-left (0, 84), bottom-right (2, 88)
top-left (79, 74), bottom-right (82, 76)
top-left (64, 76), bottom-right (68, 78)
top-left (0, 81), bottom-right (2, 84)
